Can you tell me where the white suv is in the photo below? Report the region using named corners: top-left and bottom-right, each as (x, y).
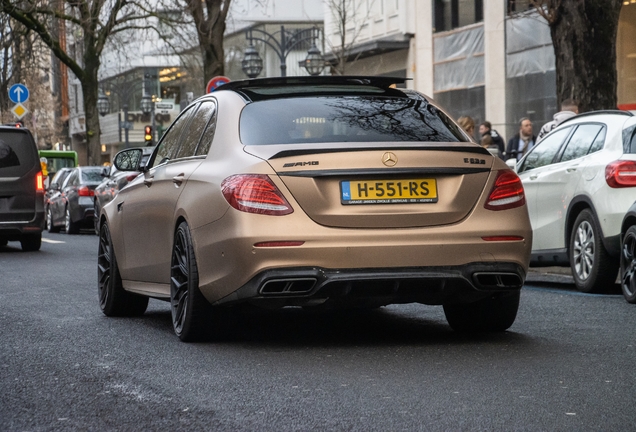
top-left (515, 110), bottom-right (636, 292)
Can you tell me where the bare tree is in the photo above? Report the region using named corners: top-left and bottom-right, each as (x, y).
top-left (181, 0), bottom-right (232, 85)
top-left (1, 0), bottom-right (156, 165)
top-left (0, 15), bottom-right (64, 147)
top-left (528, 0), bottom-right (623, 112)
top-left (0, 14), bottom-right (25, 114)
top-left (325, 0), bottom-right (374, 75)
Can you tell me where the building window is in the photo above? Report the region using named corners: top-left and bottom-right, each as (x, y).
top-left (507, 0), bottom-right (535, 14)
top-left (434, 0), bottom-right (483, 32)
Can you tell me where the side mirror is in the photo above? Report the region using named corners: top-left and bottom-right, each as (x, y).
top-left (113, 148), bottom-right (144, 172)
top-left (49, 182), bottom-right (60, 191)
top-left (101, 166), bottom-right (111, 177)
top-left (505, 158), bottom-right (518, 172)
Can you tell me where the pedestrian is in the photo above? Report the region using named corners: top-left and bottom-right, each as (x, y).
top-left (480, 134), bottom-right (500, 158)
top-left (457, 116), bottom-right (476, 139)
top-left (506, 117), bottom-right (536, 161)
top-left (479, 121), bottom-right (505, 159)
top-left (537, 99), bottom-right (579, 142)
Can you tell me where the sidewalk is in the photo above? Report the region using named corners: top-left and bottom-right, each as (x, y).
top-left (526, 266), bottom-right (574, 284)
top-left (526, 266), bottom-right (621, 286)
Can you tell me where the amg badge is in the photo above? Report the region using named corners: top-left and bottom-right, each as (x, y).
top-left (283, 161), bottom-right (319, 168)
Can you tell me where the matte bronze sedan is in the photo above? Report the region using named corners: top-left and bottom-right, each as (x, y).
top-left (97, 76), bottom-right (532, 341)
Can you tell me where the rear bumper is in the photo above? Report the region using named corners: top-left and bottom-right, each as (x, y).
top-left (71, 202), bottom-right (95, 225)
top-left (213, 262), bottom-right (526, 308)
top-left (0, 210), bottom-right (44, 240)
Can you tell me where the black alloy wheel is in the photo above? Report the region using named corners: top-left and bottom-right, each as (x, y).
top-left (569, 209), bottom-right (618, 293)
top-left (47, 208), bottom-right (61, 233)
top-left (65, 207), bottom-right (79, 234)
top-left (621, 226), bottom-right (636, 303)
top-left (170, 221), bottom-right (212, 342)
top-left (97, 223), bottom-right (148, 316)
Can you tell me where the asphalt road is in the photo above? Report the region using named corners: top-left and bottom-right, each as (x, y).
top-left (1, 232), bottom-right (634, 431)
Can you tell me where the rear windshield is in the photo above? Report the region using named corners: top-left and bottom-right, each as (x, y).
top-left (239, 96), bottom-right (466, 145)
top-left (81, 168), bottom-right (104, 184)
top-left (0, 131), bottom-right (37, 177)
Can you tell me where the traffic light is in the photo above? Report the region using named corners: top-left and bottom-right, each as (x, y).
top-left (144, 125), bottom-right (153, 145)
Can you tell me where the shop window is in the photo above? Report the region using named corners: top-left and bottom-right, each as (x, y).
top-left (434, 0), bottom-right (483, 32)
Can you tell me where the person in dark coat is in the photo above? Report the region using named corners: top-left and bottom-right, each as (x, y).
top-left (506, 117), bottom-right (536, 161)
top-left (479, 121), bottom-right (505, 159)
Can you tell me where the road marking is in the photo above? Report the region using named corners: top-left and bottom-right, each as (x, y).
top-left (42, 238), bottom-right (65, 244)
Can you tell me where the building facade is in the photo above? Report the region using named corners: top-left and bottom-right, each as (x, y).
top-left (324, 0), bottom-right (636, 141)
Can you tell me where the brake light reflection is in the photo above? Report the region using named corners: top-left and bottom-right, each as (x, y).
top-left (78, 186), bottom-right (94, 197)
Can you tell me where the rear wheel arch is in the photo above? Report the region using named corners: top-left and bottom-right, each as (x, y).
top-left (622, 214), bottom-right (636, 239)
top-left (565, 197), bottom-right (595, 251)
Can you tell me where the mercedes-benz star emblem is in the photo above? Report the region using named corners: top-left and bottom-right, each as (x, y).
top-left (382, 152), bottom-right (398, 167)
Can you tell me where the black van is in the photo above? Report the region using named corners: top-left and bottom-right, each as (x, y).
top-left (0, 126), bottom-right (45, 251)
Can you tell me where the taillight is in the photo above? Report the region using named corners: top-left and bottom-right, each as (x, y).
top-left (605, 160), bottom-right (636, 188)
top-left (484, 170), bottom-right (525, 211)
top-left (36, 171), bottom-right (44, 192)
top-left (221, 174), bottom-right (293, 216)
top-left (78, 186), bottom-right (95, 197)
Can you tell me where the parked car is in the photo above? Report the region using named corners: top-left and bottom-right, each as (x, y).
top-left (620, 201), bottom-right (636, 303)
top-left (93, 146), bottom-right (154, 233)
top-left (47, 166), bottom-right (103, 234)
top-left (97, 76), bottom-right (532, 341)
top-left (514, 110), bottom-right (636, 293)
top-left (0, 125), bottom-right (45, 251)
top-left (44, 167), bottom-right (74, 231)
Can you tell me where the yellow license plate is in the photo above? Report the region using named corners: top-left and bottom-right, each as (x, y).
top-left (341, 179), bottom-right (438, 204)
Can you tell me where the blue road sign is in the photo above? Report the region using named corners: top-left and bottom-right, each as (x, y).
top-left (9, 84), bottom-right (29, 104)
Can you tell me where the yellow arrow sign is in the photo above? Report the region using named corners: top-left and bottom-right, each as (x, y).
top-left (11, 103), bottom-right (28, 119)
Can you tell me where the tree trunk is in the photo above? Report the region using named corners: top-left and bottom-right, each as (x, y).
top-left (202, 20), bottom-right (225, 83)
top-left (550, 1), bottom-right (622, 112)
top-left (80, 52), bottom-right (101, 165)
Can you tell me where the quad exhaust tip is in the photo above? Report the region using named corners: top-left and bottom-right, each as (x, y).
top-left (260, 278), bottom-right (317, 295)
top-left (473, 272), bottom-right (523, 289)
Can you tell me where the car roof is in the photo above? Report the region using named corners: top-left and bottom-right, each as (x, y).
top-left (559, 109), bottom-right (633, 127)
top-left (214, 76), bottom-right (411, 102)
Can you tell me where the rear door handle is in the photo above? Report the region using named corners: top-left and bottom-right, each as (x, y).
top-left (172, 174), bottom-right (185, 186)
top-left (566, 167), bottom-right (577, 172)
top-left (529, 175), bottom-right (538, 180)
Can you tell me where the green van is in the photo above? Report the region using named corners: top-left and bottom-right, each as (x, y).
top-left (38, 150), bottom-right (78, 180)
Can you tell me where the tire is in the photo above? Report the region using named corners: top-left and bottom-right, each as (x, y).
top-left (47, 208), bottom-right (61, 233)
top-left (170, 221), bottom-right (213, 342)
top-left (98, 223), bottom-right (148, 316)
top-left (443, 291), bottom-right (520, 332)
top-left (65, 207), bottom-right (79, 234)
top-left (569, 209), bottom-right (619, 293)
top-left (621, 225), bottom-right (636, 304)
top-left (20, 233), bottom-right (42, 252)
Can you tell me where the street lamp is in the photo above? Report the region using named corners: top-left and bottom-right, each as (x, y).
top-left (97, 91), bottom-right (110, 117)
top-left (241, 26), bottom-right (325, 78)
top-left (302, 43), bottom-right (326, 76)
top-left (242, 45), bottom-right (264, 79)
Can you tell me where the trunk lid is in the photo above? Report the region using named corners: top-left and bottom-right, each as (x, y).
top-left (246, 144), bottom-right (494, 228)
